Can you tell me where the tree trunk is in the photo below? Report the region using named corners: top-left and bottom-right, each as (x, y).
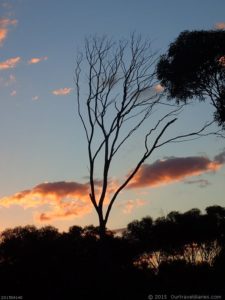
top-left (98, 210), bottom-right (107, 240)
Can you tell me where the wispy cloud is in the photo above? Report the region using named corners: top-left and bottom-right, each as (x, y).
top-left (214, 22), bottom-right (225, 30)
top-left (7, 74), bottom-right (16, 85)
top-left (28, 56), bottom-right (48, 65)
top-left (214, 150), bottom-right (225, 164)
top-left (0, 17), bottom-right (17, 46)
top-left (128, 150), bottom-right (225, 189)
top-left (32, 95), bottom-right (39, 101)
top-left (154, 83), bottom-right (164, 93)
top-left (0, 57), bottom-right (21, 70)
top-left (0, 181), bottom-right (92, 222)
top-left (0, 74), bottom-right (16, 87)
top-left (10, 90), bottom-right (16, 96)
top-left (184, 179), bottom-right (210, 188)
top-left (52, 88), bottom-right (73, 96)
top-left (1, 2), bottom-right (13, 9)
top-left (118, 199), bottom-right (146, 214)
top-left (0, 28), bottom-right (7, 45)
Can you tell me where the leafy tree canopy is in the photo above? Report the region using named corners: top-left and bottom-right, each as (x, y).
top-left (157, 30), bottom-right (225, 128)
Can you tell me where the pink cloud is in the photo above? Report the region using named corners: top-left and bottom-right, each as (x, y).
top-left (1, 151), bottom-right (224, 221)
top-left (119, 199), bottom-right (146, 214)
top-left (0, 18), bottom-right (17, 27)
top-left (0, 181), bottom-right (92, 222)
top-left (28, 56), bottom-right (48, 64)
top-left (0, 74), bottom-right (16, 87)
top-left (0, 57), bottom-right (21, 70)
top-left (52, 88), bottom-right (73, 96)
top-left (10, 90), bottom-right (16, 96)
top-left (0, 28), bottom-right (7, 45)
top-left (128, 151), bottom-right (225, 189)
top-left (154, 84), bottom-right (164, 93)
top-left (0, 18), bottom-right (17, 46)
top-left (0, 179), bottom-right (117, 222)
top-left (214, 22), bottom-right (225, 30)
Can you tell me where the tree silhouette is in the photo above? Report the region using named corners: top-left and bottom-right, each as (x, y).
top-left (124, 206), bottom-right (224, 271)
top-left (157, 30), bottom-right (225, 129)
top-left (0, 206), bottom-right (225, 298)
top-left (74, 35), bottom-right (215, 238)
top-left (124, 217), bottom-right (153, 246)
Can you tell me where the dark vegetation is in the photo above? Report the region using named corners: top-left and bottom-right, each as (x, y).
top-left (157, 30), bottom-right (225, 129)
top-left (0, 205), bottom-right (225, 299)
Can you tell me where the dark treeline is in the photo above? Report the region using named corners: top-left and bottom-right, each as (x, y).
top-left (0, 205), bottom-right (225, 299)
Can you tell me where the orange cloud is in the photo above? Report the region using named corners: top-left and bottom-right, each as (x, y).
top-left (119, 199), bottom-right (146, 214)
top-left (154, 84), bottom-right (164, 93)
top-left (0, 179), bottom-right (118, 222)
top-left (215, 22), bottom-right (225, 30)
top-left (0, 18), bottom-right (17, 46)
top-left (0, 57), bottom-right (21, 70)
top-left (52, 88), bottom-right (73, 96)
top-left (128, 151), bottom-right (225, 189)
top-left (0, 181), bottom-right (92, 222)
top-left (0, 28), bottom-right (7, 45)
top-left (28, 56), bottom-right (48, 64)
top-left (37, 200), bottom-right (91, 222)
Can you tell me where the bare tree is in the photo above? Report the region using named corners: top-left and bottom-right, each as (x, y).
top-left (74, 35), bottom-right (216, 238)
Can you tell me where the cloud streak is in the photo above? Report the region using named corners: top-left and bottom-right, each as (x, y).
top-left (28, 56), bottom-right (48, 64)
top-left (52, 88), bottom-right (73, 96)
top-left (0, 74), bottom-right (16, 87)
top-left (184, 179), bottom-right (210, 188)
top-left (32, 95), bottom-right (39, 101)
top-left (0, 57), bottom-right (21, 70)
top-left (1, 151), bottom-right (224, 221)
top-left (118, 199), bottom-right (146, 214)
top-left (10, 90), bottom-right (16, 96)
top-left (128, 151), bottom-right (225, 189)
top-left (0, 181), bottom-right (92, 222)
top-left (0, 18), bottom-right (17, 46)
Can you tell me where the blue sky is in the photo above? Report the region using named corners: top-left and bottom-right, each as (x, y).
top-left (0, 0), bottom-right (225, 231)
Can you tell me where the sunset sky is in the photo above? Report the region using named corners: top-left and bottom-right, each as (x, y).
top-left (0, 0), bottom-right (225, 232)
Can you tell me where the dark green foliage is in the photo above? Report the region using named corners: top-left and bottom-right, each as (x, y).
top-left (157, 30), bottom-right (225, 128)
